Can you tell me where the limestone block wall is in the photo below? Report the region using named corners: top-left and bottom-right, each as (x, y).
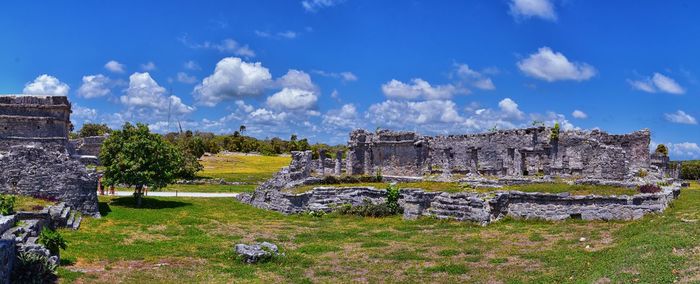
top-left (345, 127), bottom-right (655, 180)
top-left (239, 185), bottom-right (681, 225)
top-left (0, 239), bottom-right (14, 284)
top-left (0, 95), bottom-right (71, 139)
top-left (0, 144), bottom-right (100, 216)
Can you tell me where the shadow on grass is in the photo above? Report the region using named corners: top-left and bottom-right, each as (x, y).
top-left (109, 196), bottom-right (192, 209)
top-left (98, 202), bottom-right (112, 217)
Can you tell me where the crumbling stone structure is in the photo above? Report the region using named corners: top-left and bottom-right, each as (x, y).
top-left (0, 95), bottom-right (99, 217)
top-left (68, 135), bottom-right (108, 164)
top-left (347, 127), bottom-right (662, 180)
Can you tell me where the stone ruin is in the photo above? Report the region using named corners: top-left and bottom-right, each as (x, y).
top-left (239, 127), bottom-right (682, 224)
top-left (0, 95), bottom-right (99, 217)
top-left (346, 127), bottom-right (669, 180)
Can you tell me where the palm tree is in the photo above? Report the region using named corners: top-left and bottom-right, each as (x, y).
top-left (239, 125), bottom-right (246, 133)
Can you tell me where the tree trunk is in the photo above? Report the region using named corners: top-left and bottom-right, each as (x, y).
top-left (135, 184), bottom-right (143, 207)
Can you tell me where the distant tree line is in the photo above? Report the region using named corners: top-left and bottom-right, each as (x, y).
top-left (79, 123), bottom-right (346, 175)
top-left (681, 160), bottom-right (700, 180)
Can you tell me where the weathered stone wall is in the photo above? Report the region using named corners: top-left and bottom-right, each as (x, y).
top-left (239, 185), bottom-right (681, 225)
top-left (346, 127), bottom-right (653, 180)
top-left (0, 95), bottom-right (99, 217)
top-left (0, 95), bottom-right (71, 139)
top-left (0, 144), bottom-right (100, 217)
top-left (0, 239), bottom-right (13, 284)
top-left (69, 135), bottom-right (107, 157)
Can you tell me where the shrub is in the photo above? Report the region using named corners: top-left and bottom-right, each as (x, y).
top-left (638, 184), bottom-right (662, 193)
top-left (0, 195), bottom-right (15, 215)
top-left (385, 184), bottom-right (401, 214)
top-left (637, 169), bottom-right (648, 178)
top-left (655, 144), bottom-right (669, 157)
top-left (11, 252), bottom-right (57, 283)
top-left (375, 168), bottom-right (383, 182)
top-left (335, 201), bottom-right (396, 217)
top-left (307, 210), bottom-right (326, 218)
top-left (550, 122), bottom-right (560, 141)
top-left (38, 227), bottom-right (67, 257)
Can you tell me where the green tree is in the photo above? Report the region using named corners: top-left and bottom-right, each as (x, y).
top-left (239, 125), bottom-right (246, 133)
top-left (100, 123), bottom-right (183, 207)
top-left (78, 123), bottom-right (111, 138)
top-left (655, 144), bottom-right (669, 157)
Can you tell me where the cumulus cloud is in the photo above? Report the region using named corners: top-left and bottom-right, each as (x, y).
top-left (381, 78), bottom-right (462, 100)
top-left (77, 74), bottom-right (111, 98)
top-left (498, 98), bottom-right (524, 120)
top-left (266, 88), bottom-right (318, 110)
top-left (120, 72), bottom-right (194, 116)
top-left (176, 72), bottom-right (197, 84)
top-left (23, 74), bottom-right (70, 96)
top-left (323, 104), bottom-right (360, 130)
top-left (179, 36), bottom-right (255, 57)
top-left (367, 100), bottom-right (464, 130)
top-left (140, 61), bottom-right (157, 71)
top-left (628, 73), bottom-right (685, 94)
top-left (104, 60), bottom-right (126, 73)
top-left (277, 69), bottom-right (318, 92)
top-left (453, 64), bottom-right (495, 90)
top-left (312, 70), bottom-right (358, 82)
top-left (517, 47), bottom-right (596, 82)
top-left (193, 57), bottom-right (272, 106)
top-left (572, 110), bottom-right (588, 119)
top-left (302, 0), bottom-right (345, 12)
top-left (72, 104), bottom-right (97, 120)
top-left (509, 0), bottom-right (557, 21)
top-left (664, 110), bottom-right (697, 125)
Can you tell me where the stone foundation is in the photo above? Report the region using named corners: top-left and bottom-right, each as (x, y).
top-left (238, 185), bottom-right (681, 225)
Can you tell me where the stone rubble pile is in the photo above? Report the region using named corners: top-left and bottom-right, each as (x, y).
top-left (0, 202), bottom-right (83, 283)
top-left (234, 242), bottom-right (282, 264)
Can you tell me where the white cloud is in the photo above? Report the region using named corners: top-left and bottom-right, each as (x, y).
top-left (665, 110), bottom-right (697, 125)
top-left (77, 74), bottom-right (111, 98)
top-left (454, 64), bottom-right (495, 90)
top-left (278, 31), bottom-right (298, 39)
top-left (509, 0), bottom-right (557, 21)
top-left (498, 98), bottom-right (524, 120)
top-left (312, 70), bottom-right (358, 82)
top-left (517, 47), bottom-right (596, 82)
top-left (140, 61), bottom-right (157, 71)
top-left (323, 104), bottom-right (360, 130)
top-left (176, 72), bottom-right (197, 84)
top-left (381, 78), bottom-right (462, 100)
top-left (179, 36), bottom-right (255, 57)
top-left (184, 60), bottom-right (201, 70)
top-left (194, 57), bottom-right (272, 106)
top-left (23, 74), bottom-right (70, 96)
top-left (277, 69), bottom-right (317, 91)
top-left (120, 72), bottom-right (194, 116)
top-left (302, 0), bottom-right (345, 12)
top-left (367, 100), bottom-right (464, 129)
top-left (572, 110), bottom-right (588, 119)
top-left (104, 60), bottom-right (126, 73)
top-left (629, 73), bottom-right (685, 95)
top-left (72, 104), bottom-right (97, 120)
top-left (266, 88), bottom-right (318, 110)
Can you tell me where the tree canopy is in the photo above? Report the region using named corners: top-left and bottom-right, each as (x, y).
top-left (78, 123), bottom-right (112, 138)
top-left (100, 123), bottom-right (183, 206)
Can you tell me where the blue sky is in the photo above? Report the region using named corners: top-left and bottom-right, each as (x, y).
top-left (1, 0), bottom-right (699, 159)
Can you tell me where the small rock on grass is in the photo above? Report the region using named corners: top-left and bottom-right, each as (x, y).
top-left (234, 242), bottom-right (283, 264)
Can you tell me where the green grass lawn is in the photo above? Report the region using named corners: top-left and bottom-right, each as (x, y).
top-left (290, 181), bottom-right (638, 196)
top-left (57, 184), bottom-right (700, 283)
top-left (195, 153), bottom-right (291, 183)
top-left (13, 195), bottom-right (56, 211)
top-left (115, 184), bottom-right (258, 194)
